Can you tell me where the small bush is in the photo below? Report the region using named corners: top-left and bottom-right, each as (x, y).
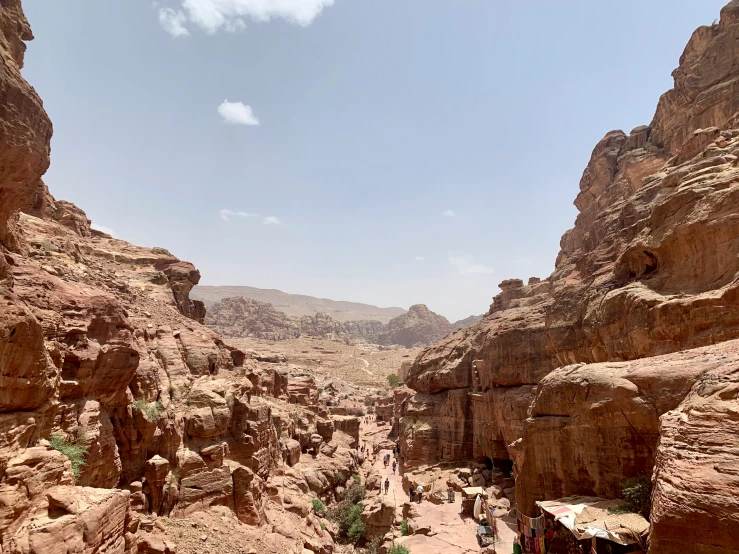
top-left (327, 482), bottom-right (368, 544)
top-left (320, 522), bottom-right (327, 531)
top-left (312, 498), bottom-right (326, 516)
top-left (133, 399), bottom-right (164, 421)
top-left (343, 481), bottom-right (366, 504)
top-left (40, 241), bottom-right (57, 252)
top-left (352, 473), bottom-right (361, 485)
top-left (387, 373), bottom-right (401, 388)
top-left (50, 432), bottom-right (88, 481)
top-left (347, 518), bottom-right (366, 543)
top-left (365, 396), bottom-right (376, 406)
top-left (337, 471), bottom-right (345, 483)
top-left (389, 546), bottom-right (410, 554)
top-left (400, 519), bottom-right (409, 536)
top-left (621, 474), bottom-right (652, 520)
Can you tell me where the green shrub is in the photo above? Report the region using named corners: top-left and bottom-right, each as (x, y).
top-left (320, 522), bottom-right (327, 531)
top-left (347, 518), bottom-right (366, 543)
top-left (621, 474), bottom-right (652, 520)
top-left (389, 546), bottom-right (410, 554)
top-left (133, 399), bottom-right (164, 421)
top-left (40, 241), bottom-right (57, 252)
top-left (352, 473), bottom-right (361, 485)
top-left (387, 373), bottom-right (401, 388)
top-left (49, 432), bottom-right (88, 481)
top-left (327, 490), bottom-right (366, 544)
top-left (337, 471), bottom-right (345, 483)
top-left (312, 498), bottom-right (326, 516)
top-left (343, 481), bottom-right (366, 505)
top-left (400, 519), bottom-right (409, 536)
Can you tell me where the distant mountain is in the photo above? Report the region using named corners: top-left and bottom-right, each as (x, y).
top-left (191, 285), bottom-right (405, 324)
top-left (451, 314), bottom-right (484, 330)
top-left (204, 296), bottom-right (385, 342)
top-left (376, 304), bottom-right (453, 348)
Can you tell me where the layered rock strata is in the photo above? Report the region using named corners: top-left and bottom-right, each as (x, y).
top-left (399, 4), bottom-right (739, 553)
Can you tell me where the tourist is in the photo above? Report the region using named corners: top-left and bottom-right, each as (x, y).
top-left (416, 484), bottom-right (423, 503)
top-left (392, 460), bottom-right (397, 474)
top-left (513, 538), bottom-right (522, 554)
top-left (384, 478), bottom-right (390, 495)
top-left (409, 486), bottom-right (415, 502)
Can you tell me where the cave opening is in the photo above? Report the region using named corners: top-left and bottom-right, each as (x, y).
top-left (493, 458), bottom-right (513, 476)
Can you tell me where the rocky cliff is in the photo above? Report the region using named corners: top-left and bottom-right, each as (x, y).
top-left (399, 4), bottom-right (739, 553)
top-left (205, 295), bottom-right (385, 343)
top-left (376, 304), bottom-right (453, 348)
top-left (0, 4), bottom-right (362, 552)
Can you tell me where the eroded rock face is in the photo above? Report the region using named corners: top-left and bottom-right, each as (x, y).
top-left (398, 5), bottom-right (739, 552)
top-left (377, 304), bottom-right (453, 348)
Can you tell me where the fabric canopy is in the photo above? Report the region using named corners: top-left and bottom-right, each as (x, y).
top-left (536, 496), bottom-right (648, 546)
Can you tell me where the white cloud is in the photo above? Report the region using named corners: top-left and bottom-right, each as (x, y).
top-left (91, 223), bottom-right (117, 237)
top-left (414, 256), bottom-right (424, 261)
top-left (220, 208), bottom-right (258, 221)
top-left (218, 100), bottom-right (259, 126)
top-left (442, 209), bottom-right (455, 217)
top-left (158, 7), bottom-right (191, 37)
top-left (449, 256), bottom-right (494, 275)
top-left (159, 0), bottom-right (335, 35)
top-left (264, 216), bottom-right (280, 225)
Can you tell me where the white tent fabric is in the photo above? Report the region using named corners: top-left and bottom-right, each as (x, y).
top-left (473, 494), bottom-right (482, 519)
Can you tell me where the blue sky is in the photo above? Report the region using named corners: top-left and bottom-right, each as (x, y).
top-left (22, 0), bottom-right (727, 321)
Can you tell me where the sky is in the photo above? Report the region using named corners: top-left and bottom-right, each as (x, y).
top-left (22, 0), bottom-right (727, 321)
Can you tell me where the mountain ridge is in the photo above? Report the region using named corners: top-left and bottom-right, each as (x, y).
top-left (191, 284), bottom-right (406, 323)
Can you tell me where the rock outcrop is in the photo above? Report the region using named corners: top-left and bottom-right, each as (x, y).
top-left (398, 5), bottom-right (739, 553)
top-left (0, 3), bottom-right (362, 552)
top-left (205, 295), bottom-right (386, 343)
top-left (377, 304), bottom-right (453, 348)
top-left (450, 314), bottom-right (483, 331)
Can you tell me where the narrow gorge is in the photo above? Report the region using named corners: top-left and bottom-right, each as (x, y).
top-left (1, 1), bottom-right (739, 554)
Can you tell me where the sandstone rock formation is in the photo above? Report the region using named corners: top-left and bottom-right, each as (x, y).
top-left (191, 285), bottom-right (405, 323)
top-left (0, 4), bottom-right (363, 552)
top-left (205, 295), bottom-right (386, 343)
top-left (450, 314), bottom-right (483, 331)
top-left (377, 304), bottom-right (453, 348)
top-left (397, 5), bottom-right (739, 553)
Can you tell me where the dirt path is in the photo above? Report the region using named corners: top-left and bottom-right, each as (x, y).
top-left (350, 354), bottom-right (374, 375)
top-left (359, 419), bottom-right (516, 554)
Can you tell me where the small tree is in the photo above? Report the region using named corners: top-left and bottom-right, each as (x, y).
top-left (387, 373), bottom-right (401, 388)
top-left (311, 498), bottom-right (326, 516)
top-left (622, 474), bottom-right (652, 520)
top-left (389, 546), bottom-right (410, 554)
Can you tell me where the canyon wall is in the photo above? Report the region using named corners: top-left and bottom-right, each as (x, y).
top-left (0, 4), bottom-right (360, 552)
top-left (399, 3), bottom-right (739, 553)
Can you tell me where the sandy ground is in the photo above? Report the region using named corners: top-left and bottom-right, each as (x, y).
top-left (360, 419), bottom-right (518, 554)
top-left (228, 336), bottom-right (421, 388)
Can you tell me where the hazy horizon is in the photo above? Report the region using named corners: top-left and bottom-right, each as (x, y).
top-left (22, 0), bottom-right (727, 320)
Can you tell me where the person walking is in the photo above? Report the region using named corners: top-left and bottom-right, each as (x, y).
top-left (409, 486), bottom-right (415, 503)
top-left (384, 478), bottom-right (390, 495)
top-left (416, 484), bottom-right (423, 504)
top-left (392, 460), bottom-right (397, 474)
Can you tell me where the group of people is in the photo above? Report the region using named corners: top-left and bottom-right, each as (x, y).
top-left (408, 484), bottom-right (424, 503)
top-left (382, 453), bottom-right (397, 474)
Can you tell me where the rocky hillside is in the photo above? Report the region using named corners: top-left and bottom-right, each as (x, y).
top-left (451, 314), bottom-right (483, 331)
top-left (204, 296), bottom-right (384, 342)
top-left (0, 4), bottom-right (365, 553)
top-left (205, 296), bottom-right (452, 347)
top-left (376, 304), bottom-right (453, 348)
top-left (398, 4), bottom-right (739, 553)
top-left (191, 285), bottom-right (405, 323)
